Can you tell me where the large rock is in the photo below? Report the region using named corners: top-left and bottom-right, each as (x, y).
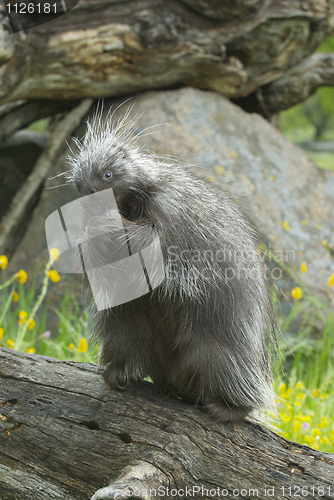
top-left (8, 88), bottom-right (334, 313)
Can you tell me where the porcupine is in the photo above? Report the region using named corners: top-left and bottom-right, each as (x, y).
top-left (68, 109), bottom-right (279, 423)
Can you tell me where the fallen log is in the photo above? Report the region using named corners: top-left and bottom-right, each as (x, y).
top-left (234, 53), bottom-right (334, 117)
top-left (0, 0), bottom-right (331, 108)
top-left (0, 348), bottom-right (333, 500)
top-left (0, 100), bottom-right (79, 144)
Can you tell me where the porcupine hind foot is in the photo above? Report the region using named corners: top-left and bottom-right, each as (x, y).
top-left (203, 401), bottom-right (252, 423)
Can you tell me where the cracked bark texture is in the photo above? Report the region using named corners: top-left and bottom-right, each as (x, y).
top-left (0, 0), bottom-right (334, 111)
top-left (1, 348), bottom-right (334, 500)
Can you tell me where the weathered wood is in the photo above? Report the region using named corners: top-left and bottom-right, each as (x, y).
top-left (0, 348), bottom-right (334, 500)
top-left (0, 0), bottom-right (332, 107)
top-left (0, 100), bottom-right (79, 144)
top-left (234, 53), bottom-right (334, 117)
top-left (0, 98), bottom-right (93, 258)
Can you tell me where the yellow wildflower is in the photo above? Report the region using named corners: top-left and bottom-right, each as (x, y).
top-left (279, 383), bottom-right (287, 393)
top-left (68, 343), bottom-right (75, 349)
top-left (48, 270), bottom-right (60, 283)
top-left (313, 443), bottom-right (319, 450)
top-left (26, 347), bottom-right (36, 354)
top-left (296, 382), bottom-right (303, 389)
top-left (296, 393), bottom-right (305, 400)
top-left (283, 432), bottom-right (289, 439)
top-left (0, 327), bottom-right (4, 340)
top-left (288, 388), bottom-right (293, 394)
top-left (301, 220), bottom-right (308, 225)
top-left (12, 291), bottom-right (19, 302)
top-left (319, 417), bottom-right (328, 428)
top-left (293, 421), bottom-right (302, 432)
top-left (313, 389), bottom-right (319, 397)
top-left (0, 255), bottom-right (8, 270)
top-left (18, 310), bottom-right (28, 324)
top-left (291, 287), bottom-right (302, 299)
top-left (317, 224), bottom-right (322, 230)
top-left (312, 428), bottom-right (321, 437)
top-left (214, 165), bottom-right (225, 175)
top-left (295, 401), bottom-right (301, 407)
top-left (320, 437), bottom-right (329, 445)
top-left (50, 248), bottom-right (60, 262)
top-left (28, 318), bottom-right (35, 330)
top-left (16, 270), bottom-right (27, 284)
top-left (78, 338), bottom-right (88, 353)
top-left (269, 175), bottom-right (275, 181)
top-left (280, 413), bottom-right (292, 423)
top-left (328, 274), bottom-right (334, 287)
top-left (230, 150), bottom-right (238, 158)
top-left (282, 220), bottom-right (290, 231)
top-left (6, 339), bottom-right (15, 349)
top-left (300, 262), bottom-right (307, 273)
top-left (330, 430), bottom-right (334, 442)
top-left (207, 175), bottom-right (216, 183)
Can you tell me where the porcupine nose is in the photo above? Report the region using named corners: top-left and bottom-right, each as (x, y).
top-left (78, 184), bottom-right (99, 197)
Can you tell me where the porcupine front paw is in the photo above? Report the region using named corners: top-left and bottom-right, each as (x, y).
top-left (103, 365), bottom-right (130, 391)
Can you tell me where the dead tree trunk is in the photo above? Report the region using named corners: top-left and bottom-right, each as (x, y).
top-left (1, 348), bottom-right (334, 500)
top-left (0, 0), bottom-right (334, 113)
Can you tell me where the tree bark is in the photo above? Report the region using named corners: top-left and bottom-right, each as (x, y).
top-left (0, 99), bottom-right (79, 143)
top-left (1, 348), bottom-right (334, 500)
top-left (0, 0), bottom-right (332, 109)
top-left (233, 53), bottom-right (334, 117)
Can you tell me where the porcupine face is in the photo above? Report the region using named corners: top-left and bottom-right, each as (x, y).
top-left (72, 143), bottom-right (127, 197)
top-left (71, 143), bottom-right (146, 221)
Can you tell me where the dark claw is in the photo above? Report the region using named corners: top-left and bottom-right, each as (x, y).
top-left (114, 383), bottom-right (130, 391)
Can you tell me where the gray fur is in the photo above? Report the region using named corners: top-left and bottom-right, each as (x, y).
top-left (68, 110), bottom-right (279, 423)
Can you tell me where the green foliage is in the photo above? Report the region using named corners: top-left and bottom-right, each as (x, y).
top-left (0, 259), bottom-right (98, 363)
top-left (279, 87), bottom-right (334, 145)
top-left (28, 118), bottom-right (49, 133)
top-left (307, 151), bottom-right (334, 170)
top-left (272, 262), bottom-right (334, 452)
top-left (279, 35), bottom-right (334, 171)
top-left (317, 36), bottom-right (334, 52)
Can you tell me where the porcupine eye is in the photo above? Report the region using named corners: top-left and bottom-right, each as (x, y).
top-left (103, 170), bottom-right (112, 180)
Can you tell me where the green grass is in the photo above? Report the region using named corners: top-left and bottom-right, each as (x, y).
top-left (278, 110), bottom-right (334, 172)
top-left (0, 255), bottom-right (334, 452)
top-left (0, 256), bottom-right (99, 364)
top-left (307, 151), bottom-right (334, 171)
top-left (274, 294), bottom-right (334, 452)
